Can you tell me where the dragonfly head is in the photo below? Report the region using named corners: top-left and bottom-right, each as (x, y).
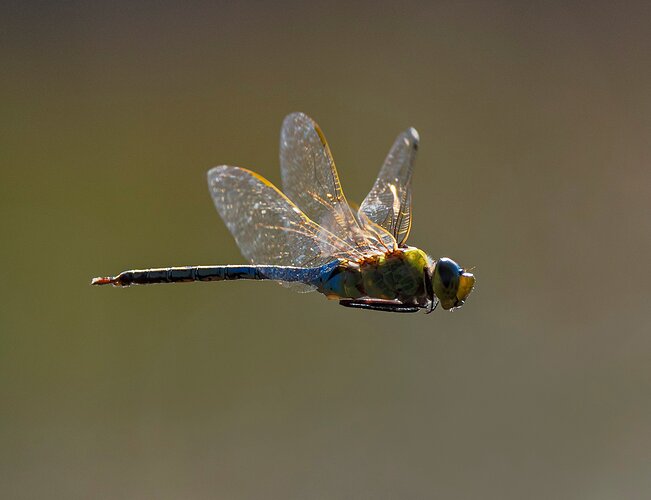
top-left (432, 258), bottom-right (475, 310)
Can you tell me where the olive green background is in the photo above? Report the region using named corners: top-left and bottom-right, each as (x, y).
top-left (2, 1), bottom-right (650, 498)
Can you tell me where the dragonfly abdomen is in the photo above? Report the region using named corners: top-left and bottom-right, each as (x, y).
top-left (92, 266), bottom-right (257, 286)
top-left (92, 262), bottom-right (341, 288)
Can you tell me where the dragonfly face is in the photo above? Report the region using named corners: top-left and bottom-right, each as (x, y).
top-left (93, 112), bottom-right (476, 314)
top-left (432, 258), bottom-right (476, 310)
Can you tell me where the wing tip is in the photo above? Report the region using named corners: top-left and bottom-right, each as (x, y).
top-left (207, 165), bottom-right (240, 182)
top-left (406, 127), bottom-right (420, 146)
top-left (207, 164), bottom-right (226, 175)
top-left (283, 111), bottom-right (310, 125)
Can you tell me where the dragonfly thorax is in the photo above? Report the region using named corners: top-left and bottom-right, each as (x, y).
top-left (318, 247), bottom-right (433, 305)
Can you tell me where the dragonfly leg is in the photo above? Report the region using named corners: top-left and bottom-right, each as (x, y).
top-left (338, 298), bottom-right (420, 313)
top-left (423, 266), bottom-right (438, 314)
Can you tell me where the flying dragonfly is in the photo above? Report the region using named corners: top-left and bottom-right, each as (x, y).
top-left (92, 112), bottom-right (475, 313)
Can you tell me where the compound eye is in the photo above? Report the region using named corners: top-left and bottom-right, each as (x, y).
top-left (437, 258), bottom-right (462, 289)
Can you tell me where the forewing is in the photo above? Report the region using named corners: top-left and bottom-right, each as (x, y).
top-left (280, 112), bottom-right (382, 254)
top-left (208, 166), bottom-right (364, 267)
top-left (359, 127), bottom-right (419, 246)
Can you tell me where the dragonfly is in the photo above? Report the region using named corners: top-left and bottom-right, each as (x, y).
top-left (92, 112), bottom-right (475, 313)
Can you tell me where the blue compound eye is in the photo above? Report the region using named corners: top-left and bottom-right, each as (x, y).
top-left (436, 258), bottom-right (461, 289)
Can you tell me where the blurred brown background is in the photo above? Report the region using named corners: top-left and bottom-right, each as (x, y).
top-left (2, 1), bottom-right (650, 498)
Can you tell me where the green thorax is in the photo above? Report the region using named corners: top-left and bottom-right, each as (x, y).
top-left (319, 247), bottom-right (431, 302)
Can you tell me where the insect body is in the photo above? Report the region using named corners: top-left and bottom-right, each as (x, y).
top-left (93, 113), bottom-right (475, 313)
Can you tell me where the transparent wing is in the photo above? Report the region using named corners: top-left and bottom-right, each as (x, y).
top-left (358, 127), bottom-right (419, 246)
top-left (280, 112), bottom-right (387, 254)
top-left (208, 166), bottom-right (366, 267)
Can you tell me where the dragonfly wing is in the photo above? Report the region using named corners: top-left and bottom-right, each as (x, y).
top-left (208, 166), bottom-right (365, 267)
top-left (359, 127), bottom-right (419, 246)
top-left (280, 112), bottom-right (384, 255)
